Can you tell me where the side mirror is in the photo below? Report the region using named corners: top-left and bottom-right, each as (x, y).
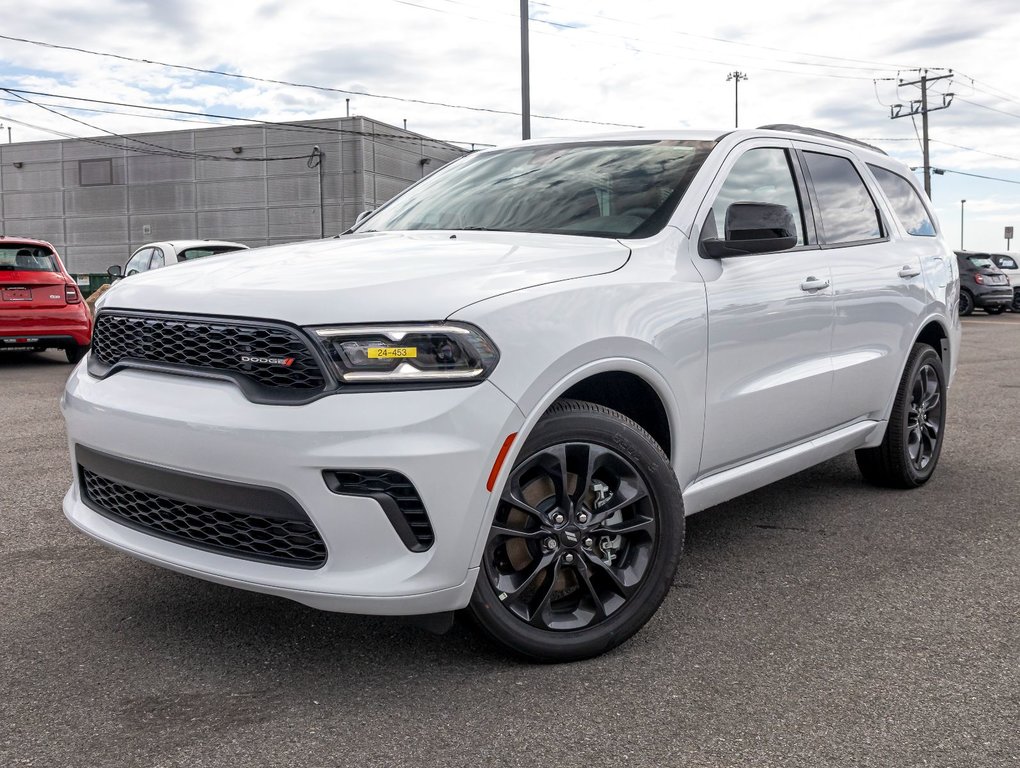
top-left (354, 209), bottom-right (374, 227)
top-left (702, 202), bottom-right (798, 258)
top-left (106, 264), bottom-right (123, 278)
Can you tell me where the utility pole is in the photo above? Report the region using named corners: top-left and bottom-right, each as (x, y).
top-left (520, 0), bottom-right (531, 139)
top-left (308, 146), bottom-right (325, 238)
top-left (726, 72), bottom-right (748, 128)
top-left (889, 69), bottom-right (954, 198)
top-left (960, 199), bottom-right (966, 250)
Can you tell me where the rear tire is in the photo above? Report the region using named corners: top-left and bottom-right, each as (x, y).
top-left (469, 399), bottom-right (684, 662)
top-left (65, 344), bottom-right (89, 364)
top-left (856, 343), bottom-right (946, 488)
top-left (958, 290), bottom-right (974, 316)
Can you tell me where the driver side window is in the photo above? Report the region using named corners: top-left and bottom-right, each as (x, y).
top-left (705, 148), bottom-right (805, 245)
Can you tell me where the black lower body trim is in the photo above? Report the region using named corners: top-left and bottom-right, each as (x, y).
top-left (76, 445), bottom-right (326, 568)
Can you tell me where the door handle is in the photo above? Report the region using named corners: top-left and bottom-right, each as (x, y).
top-left (800, 276), bottom-right (830, 291)
top-left (898, 265), bottom-right (921, 278)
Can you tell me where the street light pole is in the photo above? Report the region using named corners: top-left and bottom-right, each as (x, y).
top-left (520, 0), bottom-right (531, 140)
top-left (726, 71), bottom-right (748, 128)
top-left (960, 199), bottom-right (966, 250)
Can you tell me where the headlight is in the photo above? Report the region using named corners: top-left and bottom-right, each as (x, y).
top-left (311, 323), bottom-right (499, 385)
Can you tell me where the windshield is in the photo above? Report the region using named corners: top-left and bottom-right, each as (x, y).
top-left (0, 246), bottom-right (59, 272)
top-left (359, 140), bottom-right (716, 239)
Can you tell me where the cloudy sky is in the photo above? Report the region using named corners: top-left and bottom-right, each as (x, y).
top-left (1, 0), bottom-right (1019, 251)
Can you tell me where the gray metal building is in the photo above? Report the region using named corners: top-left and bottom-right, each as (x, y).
top-left (0, 116), bottom-right (467, 273)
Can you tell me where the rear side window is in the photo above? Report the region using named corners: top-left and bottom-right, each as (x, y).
top-left (996, 255), bottom-right (1018, 269)
top-left (868, 165), bottom-right (935, 237)
top-left (803, 152), bottom-right (882, 245)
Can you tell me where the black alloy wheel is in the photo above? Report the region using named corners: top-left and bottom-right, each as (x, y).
top-left (470, 399), bottom-right (684, 662)
top-left (958, 289), bottom-right (974, 316)
top-left (856, 343), bottom-right (947, 488)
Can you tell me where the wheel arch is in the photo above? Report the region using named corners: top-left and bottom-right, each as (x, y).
top-left (469, 357), bottom-right (689, 568)
top-left (864, 315), bottom-right (953, 448)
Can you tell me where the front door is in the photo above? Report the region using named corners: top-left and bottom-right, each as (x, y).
top-left (693, 141), bottom-right (835, 475)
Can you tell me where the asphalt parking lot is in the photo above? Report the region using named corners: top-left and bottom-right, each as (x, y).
top-left (2, 315), bottom-right (1018, 768)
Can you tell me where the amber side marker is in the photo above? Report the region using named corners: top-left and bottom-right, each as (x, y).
top-left (486, 433), bottom-right (518, 492)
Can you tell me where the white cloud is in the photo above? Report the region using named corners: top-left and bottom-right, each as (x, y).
top-left (1, 0), bottom-right (1019, 250)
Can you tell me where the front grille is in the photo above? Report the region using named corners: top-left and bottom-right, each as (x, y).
top-left (92, 312), bottom-right (326, 390)
top-left (80, 468), bottom-right (327, 567)
top-left (323, 470), bottom-right (435, 551)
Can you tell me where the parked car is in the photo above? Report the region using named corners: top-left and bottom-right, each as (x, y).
top-left (62, 126), bottom-right (959, 661)
top-left (955, 251), bottom-right (1012, 315)
top-left (108, 240), bottom-right (248, 279)
top-left (0, 237), bottom-right (91, 363)
top-left (988, 253), bottom-right (1020, 311)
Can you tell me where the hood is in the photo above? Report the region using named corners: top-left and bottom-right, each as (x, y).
top-left (100, 231), bottom-right (630, 324)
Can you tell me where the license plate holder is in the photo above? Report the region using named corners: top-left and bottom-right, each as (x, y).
top-left (2, 288), bottom-right (32, 301)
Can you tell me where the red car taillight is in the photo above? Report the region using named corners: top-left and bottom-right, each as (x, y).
top-left (65, 284), bottom-right (82, 304)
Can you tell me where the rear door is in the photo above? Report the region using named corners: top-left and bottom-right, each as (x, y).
top-left (796, 145), bottom-right (928, 426)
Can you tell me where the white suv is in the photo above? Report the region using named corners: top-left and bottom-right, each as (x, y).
top-left (62, 126), bottom-right (960, 661)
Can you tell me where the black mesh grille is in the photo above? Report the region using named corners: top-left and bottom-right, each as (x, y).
top-left (81, 468), bottom-right (327, 567)
top-left (92, 312), bottom-right (326, 390)
top-left (324, 470), bottom-right (435, 551)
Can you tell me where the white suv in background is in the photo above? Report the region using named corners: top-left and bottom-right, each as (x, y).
top-left (109, 239), bottom-right (248, 278)
top-left (62, 126), bottom-right (960, 661)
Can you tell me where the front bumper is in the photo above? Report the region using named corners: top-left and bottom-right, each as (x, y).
top-left (62, 365), bottom-right (523, 614)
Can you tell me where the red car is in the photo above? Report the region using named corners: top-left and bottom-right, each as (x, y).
top-left (0, 237), bottom-right (92, 363)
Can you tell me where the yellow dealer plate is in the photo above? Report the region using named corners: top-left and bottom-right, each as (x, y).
top-left (367, 347), bottom-right (417, 359)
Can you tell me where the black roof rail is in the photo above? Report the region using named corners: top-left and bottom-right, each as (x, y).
top-left (757, 124), bottom-right (888, 156)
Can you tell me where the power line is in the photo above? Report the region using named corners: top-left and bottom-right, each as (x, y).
top-left (2, 89), bottom-right (315, 162)
top-left (0, 87), bottom-right (494, 150)
top-left (527, 0), bottom-right (912, 70)
top-left (420, 0), bottom-right (907, 73)
top-left (956, 95), bottom-right (1020, 121)
top-left (389, 0), bottom-right (895, 80)
top-left (933, 168), bottom-right (1020, 185)
top-left (0, 33), bottom-right (642, 128)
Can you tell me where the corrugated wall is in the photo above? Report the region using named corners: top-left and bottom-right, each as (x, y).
top-left (0, 117), bottom-right (466, 273)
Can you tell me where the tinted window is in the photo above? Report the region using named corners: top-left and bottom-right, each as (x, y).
top-left (178, 245), bottom-right (246, 261)
top-left (804, 152), bottom-right (882, 244)
top-left (868, 165), bottom-right (935, 236)
top-left (359, 140), bottom-right (715, 239)
top-left (0, 246), bottom-right (59, 272)
top-left (707, 148), bottom-right (805, 245)
top-left (995, 255), bottom-right (1017, 269)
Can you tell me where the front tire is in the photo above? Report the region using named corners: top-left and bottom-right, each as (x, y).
top-left (856, 343), bottom-right (946, 488)
top-left (469, 399), bottom-right (684, 662)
